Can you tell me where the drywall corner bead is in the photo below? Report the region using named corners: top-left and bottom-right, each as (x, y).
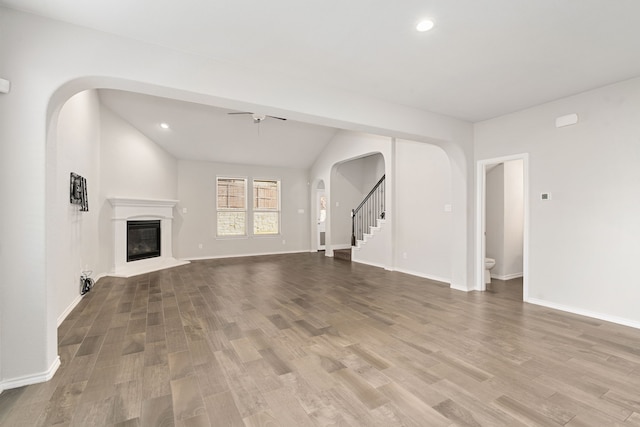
top-left (0, 78), bottom-right (11, 94)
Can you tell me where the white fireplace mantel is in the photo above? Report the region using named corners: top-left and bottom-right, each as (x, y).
top-left (108, 197), bottom-right (189, 277)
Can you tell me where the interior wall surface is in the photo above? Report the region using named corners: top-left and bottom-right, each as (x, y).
top-left (0, 7), bottom-right (473, 387)
top-left (309, 131), bottom-right (392, 257)
top-left (53, 90), bottom-right (102, 323)
top-left (474, 76), bottom-right (640, 326)
top-left (98, 105), bottom-right (179, 274)
top-left (485, 164), bottom-right (505, 271)
top-left (176, 160), bottom-right (310, 259)
top-left (330, 154), bottom-right (385, 249)
top-left (502, 159), bottom-right (524, 278)
top-left (394, 139), bottom-right (453, 282)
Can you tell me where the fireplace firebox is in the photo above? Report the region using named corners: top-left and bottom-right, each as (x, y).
top-left (127, 220), bottom-right (161, 262)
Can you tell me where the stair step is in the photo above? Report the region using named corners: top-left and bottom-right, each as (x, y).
top-left (333, 248), bottom-right (352, 261)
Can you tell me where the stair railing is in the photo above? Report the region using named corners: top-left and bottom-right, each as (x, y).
top-left (351, 175), bottom-right (385, 246)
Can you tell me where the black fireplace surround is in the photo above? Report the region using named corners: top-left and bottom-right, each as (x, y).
top-left (127, 220), bottom-right (161, 262)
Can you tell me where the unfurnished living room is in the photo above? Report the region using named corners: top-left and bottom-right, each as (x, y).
top-left (1, 1), bottom-right (640, 426)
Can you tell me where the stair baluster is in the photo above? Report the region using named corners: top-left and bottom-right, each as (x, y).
top-left (351, 175), bottom-right (385, 246)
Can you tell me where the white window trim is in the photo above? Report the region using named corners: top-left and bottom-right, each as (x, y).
top-left (216, 176), bottom-right (248, 238)
top-left (252, 178), bottom-right (281, 236)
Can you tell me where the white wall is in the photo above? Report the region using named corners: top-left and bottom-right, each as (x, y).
top-left (51, 93), bottom-right (180, 324)
top-left (502, 160), bottom-right (524, 278)
top-left (98, 106), bottom-right (178, 273)
top-left (100, 107), bottom-right (178, 200)
top-left (475, 76), bottom-right (640, 327)
top-left (0, 7), bottom-right (473, 388)
top-left (486, 164), bottom-right (505, 270)
top-left (176, 160), bottom-right (309, 259)
top-left (330, 153), bottom-right (385, 248)
top-left (309, 131), bottom-right (392, 257)
top-left (54, 90), bottom-right (102, 323)
top-left (394, 140), bottom-right (453, 282)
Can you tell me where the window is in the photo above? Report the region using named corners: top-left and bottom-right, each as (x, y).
top-left (253, 179), bottom-right (280, 235)
top-left (217, 177), bottom-right (247, 236)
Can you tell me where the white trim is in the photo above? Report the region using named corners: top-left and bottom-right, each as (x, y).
top-left (393, 267), bottom-right (451, 286)
top-left (0, 356), bottom-right (60, 392)
top-left (351, 258), bottom-right (387, 270)
top-left (57, 295), bottom-right (82, 327)
top-left (526, 298), bottom-right (640, 330)
top-left (56, 273), bottom-right (106, 326)
top-left (106, 258), bottom-right (190, 278)
top-left (184, 250), bottom-right (310, 261)
top-left (475, 153), bottom-right (529, 300)
top-left (491, 272), bottom-right (523, 281)
top-left (450, 283), bottom-right (473, 292)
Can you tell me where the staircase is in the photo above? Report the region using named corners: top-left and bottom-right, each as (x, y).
top-left (353, 218), bottom-right (386, 249)
top-left (333, 248), bottom-right (352, 261)
top-left (348, 175), bottom-right (387, 267)
top-left (352, 175), bottom-right (385, 246)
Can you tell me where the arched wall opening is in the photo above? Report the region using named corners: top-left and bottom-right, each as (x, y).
top-left (0, 11), bottom-right (473, 383)
top-left (330, 153), bottom-right (386, 253)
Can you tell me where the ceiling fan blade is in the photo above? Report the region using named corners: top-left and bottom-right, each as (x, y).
top-left (227, 112), bottom-right (254, 115)
top-left (267, 115), bottom-right (287, 121)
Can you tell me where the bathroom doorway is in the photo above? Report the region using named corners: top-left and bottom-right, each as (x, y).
top-left (476, 154), bottom-right (529, 300)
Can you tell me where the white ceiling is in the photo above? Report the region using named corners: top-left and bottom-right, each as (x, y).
top-left (5, 0), bottom-right (640, 166)
top-left (99, 89), bottom-right (338, 168)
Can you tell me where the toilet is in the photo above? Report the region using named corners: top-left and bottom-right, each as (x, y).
top-left (485, 258), bottom-right (496, 284)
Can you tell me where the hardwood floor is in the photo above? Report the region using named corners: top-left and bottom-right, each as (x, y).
top-left (1, 253), bottom-right (640, 426)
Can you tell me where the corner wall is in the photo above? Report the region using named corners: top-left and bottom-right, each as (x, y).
top-left (475, 76), bottom-right (640, 327)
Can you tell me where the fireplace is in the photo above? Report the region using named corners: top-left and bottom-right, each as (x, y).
top-left (127, 220), bottom-right (161, 262)
top-left (108, 198), bottom-right (189, 277)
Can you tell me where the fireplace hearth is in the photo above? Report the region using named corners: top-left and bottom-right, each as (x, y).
top-left (127, 220), bottom-right (161, 262)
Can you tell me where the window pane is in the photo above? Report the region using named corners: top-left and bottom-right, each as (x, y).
top-left (218, 178), bottom-right (246, 209)
top-left (253, 180), bottom-right (278, 210)
top-left (253, 212), bottom-right (279, 235)
top-left (217, 211), bottom-right (246, 236)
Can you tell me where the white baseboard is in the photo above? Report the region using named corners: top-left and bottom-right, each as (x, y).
top-left (57, 295), bottom-right (82, 327)
top-left (57, 272), bottom-right (107, 327)
top-left (526, 297), bottom-right (640, 330)
top-left (491, 272), bottom-right (523, 280)
top-left (184, 250), bottom-right (309, 261)
top-left (351, 258), bottom-right (387, 270)
top-left (0, 356), bottom-right (60, 393)
top-left (393, 267), bottom-right (451, 286)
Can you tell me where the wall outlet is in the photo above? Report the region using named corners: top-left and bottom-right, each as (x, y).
top-left (182, 207), bottom-right (188, 214)
top-left (402, 252), bottom-right (408, 259)
top-left (282, 239), bottom-right (286, 245)
top-left (198, 243), bottom-right (203, 249)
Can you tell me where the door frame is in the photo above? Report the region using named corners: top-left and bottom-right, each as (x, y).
top-left (475, 153), bottom-right (530, 300)
top-left (316, 188), bottom-right (326, 251)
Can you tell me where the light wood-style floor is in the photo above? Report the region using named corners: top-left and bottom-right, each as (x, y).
top-left (1, 253), bottom-right (640, 426)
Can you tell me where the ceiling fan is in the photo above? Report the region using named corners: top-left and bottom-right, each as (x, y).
top-left (228, 112), bottom-right (287, 124)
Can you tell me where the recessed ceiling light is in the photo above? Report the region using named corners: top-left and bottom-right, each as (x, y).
top-left (416, 19), bottom-right (435, 32)
top-left (160, 122), bottom-right (170, 129)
